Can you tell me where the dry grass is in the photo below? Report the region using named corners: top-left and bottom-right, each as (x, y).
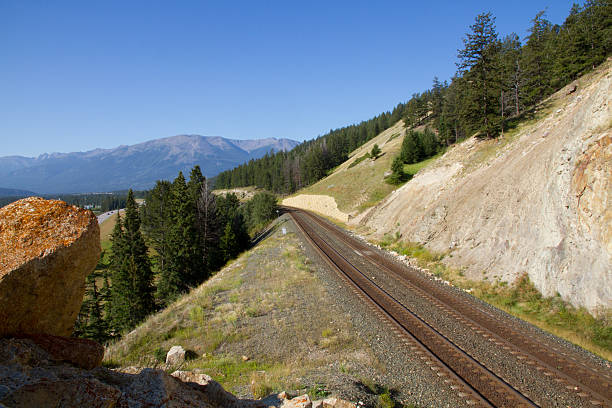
top-left (300, 122), bottom-right (406, 213)
top-left (104, 224), bottom-right (377, 395)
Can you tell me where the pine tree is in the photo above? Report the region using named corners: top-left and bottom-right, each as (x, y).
top-left (521, 11), bottom-right (556, 108)
top-left (108, 191), bottom-right (155, 333)
top-left (457, 12), bottom-right (501, 138)
top-left (122, 189), bottom-right (155, 322)
top-left (158, 172), bottom-right (202, 303)
top-left (141, 180), bottom-right (173, 280)
top-left (400, 131), bottom-right (423, 164)
top-left (196, 177), bottom-right (220, 272)
top-left (370, 144), bottom-right (381, 159)
top-left (220, 222), bottom-right (238, 262)
top-left (83, 276), bottom-right (108, 342)
top-left (108, 212), bottom-right (129, 332)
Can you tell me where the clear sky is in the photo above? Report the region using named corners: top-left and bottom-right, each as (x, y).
top-left (1, 0), bottom-right (576, 157)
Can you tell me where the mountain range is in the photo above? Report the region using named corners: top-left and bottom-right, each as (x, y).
top-left (0, 135), bottom-right (299, 194)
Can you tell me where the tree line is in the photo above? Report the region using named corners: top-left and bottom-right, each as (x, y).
top-left (75, 166), bottom-right (278, 341)
top-left (214, 103), bottom-right (409, 194)
top-left (408, 1), bottom-right (610, 143)
top-left (215, 1), bottom-right (610, 194)
top-left (0, 191), bottom-right (144, 211)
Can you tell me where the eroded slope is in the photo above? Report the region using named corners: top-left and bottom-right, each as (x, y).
top-left (359, 61), bottom-right (611, 314)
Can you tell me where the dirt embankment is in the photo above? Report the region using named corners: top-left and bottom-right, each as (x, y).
top-left (283, 195), bottom-right (349, 222)
top-left (359, 61), bottom-right (612, 315)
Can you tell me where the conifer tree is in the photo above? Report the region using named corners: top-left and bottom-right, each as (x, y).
top-left (400, 131), bottom-right (423, 164)
top-left (197, 178), bottom-right (221, 271)
top-left (370, 144), bottom-right (381, 159)
top-left (220, 222), bottom-right (238, 262)
top-left (109, 191), bottom-right (155, 332)
top-left (457, 12), bottom-right (501, 138)
top-left (521, 11), bottom-right (556, 107)
top-left (141, 180), bottom-right (172, 279)
top-left (108, 212), bottom-right (128, 333)
top-left (123, 190), bottom-right (155, 321)
top-left (158, 172), bottom-right (201, 303)
top-left (83, 275), bottom-right (108, 342)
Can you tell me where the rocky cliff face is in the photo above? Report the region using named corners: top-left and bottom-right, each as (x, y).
top-left (358, 61), bottom-right (611, 315)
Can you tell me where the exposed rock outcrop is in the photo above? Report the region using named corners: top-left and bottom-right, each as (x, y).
top-left (0, 197), bottom-right (100, 337)
top-left (17, 334), bottom-right (104, 370)
top-left (0, 338), bottom-right (356, 408)
top-left (283, 195), bottom-right (349, 223)
top-left (358, 61), bottom-right (612, 314)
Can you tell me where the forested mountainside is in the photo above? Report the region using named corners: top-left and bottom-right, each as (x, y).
top-left (215, 1), bottom-right (611, 194)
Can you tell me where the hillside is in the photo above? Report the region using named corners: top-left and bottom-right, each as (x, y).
top-left (0, 187), bottom-right (36, 198)
top-left (0, 135), bottom-right (298, 194)
top-left (284, 60), bottom-right (611, 316)
top-left (284, 121), bottom-right (406, 218)
top-left (104, 217), bottom-right (419, 406)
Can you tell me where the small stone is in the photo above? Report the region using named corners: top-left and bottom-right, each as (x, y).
top-left (165, 345), bottom-right (186, 365)
top-left (283, 394), bottom-right (312, 408)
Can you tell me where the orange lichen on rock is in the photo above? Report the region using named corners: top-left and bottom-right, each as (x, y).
top-left (0, 197), bottom-right (97, 275)
top-left (0, 197), bottom-right (100, 337)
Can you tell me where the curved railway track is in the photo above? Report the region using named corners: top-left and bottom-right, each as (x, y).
top-left (286, 207), bottom-right (611, 408)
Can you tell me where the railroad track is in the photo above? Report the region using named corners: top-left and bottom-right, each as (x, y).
top-left (286, 207), bottom-right (612, 408)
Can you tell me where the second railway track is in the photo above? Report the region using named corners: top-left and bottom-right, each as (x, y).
top-left (286, 207), bottom-right (611, 408)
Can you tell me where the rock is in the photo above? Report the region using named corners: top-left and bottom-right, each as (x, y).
top-left (322, 397), bottom-right (357, 408)
top-left (16, 333), bottom-right (104, 369)
top-left (171, 370), bottom-right (261, 408)
top-left (1, 378), bottom-right (121, 408)
top-left (0, 338), bottom-right (277, 408)
top-left (166, 345), bottom-right (186, 365)
top-left (0, 197), bottom-right (100, 337)
top-left (282, 394), bottom-right (312, 408)
top-left (116, 368), bottom-right (218, 408)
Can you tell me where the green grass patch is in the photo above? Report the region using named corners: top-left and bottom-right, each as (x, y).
top-left (348, 152), bottom-right (371, 169)
top-left (183, 354), bottom-right (271, 387)
top-left (357, 188), bottom-right (389, 211)
top-left (380, 237), bottom-right (444, 264)
top-left (402, 150), bottom-right (445, 177)
top-left (380, 239), bottom-right (612, 360)
top-left (386, 132), bottom-right (401, 143)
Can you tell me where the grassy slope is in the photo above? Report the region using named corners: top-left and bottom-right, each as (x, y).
top-left (299, 121), bottom-right (406, 213)
top-left (99, 214), bottom-right (117, 252)
top-left (104, 218), bottom-right (388, 400)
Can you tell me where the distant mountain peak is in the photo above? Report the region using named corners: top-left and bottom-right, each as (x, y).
top-left (0, 135), bottom-right (299, 194)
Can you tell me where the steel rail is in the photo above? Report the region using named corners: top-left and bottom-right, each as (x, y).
top-left (289, 209), bottom-right (539, 408)
top-left (293, 207), bottom-right (612, 407)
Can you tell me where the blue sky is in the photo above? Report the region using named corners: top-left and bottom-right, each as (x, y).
top-left (1, 1), bottom-right (575, 157)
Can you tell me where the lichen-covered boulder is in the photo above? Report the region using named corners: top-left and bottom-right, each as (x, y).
top-left (0, 197), bottom-right (100, 337)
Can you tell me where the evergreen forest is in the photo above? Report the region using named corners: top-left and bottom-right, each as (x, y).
top-left (215, 1), bottom-right (611, 194)
top-left (74, 167), bottom-right (278, 341)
